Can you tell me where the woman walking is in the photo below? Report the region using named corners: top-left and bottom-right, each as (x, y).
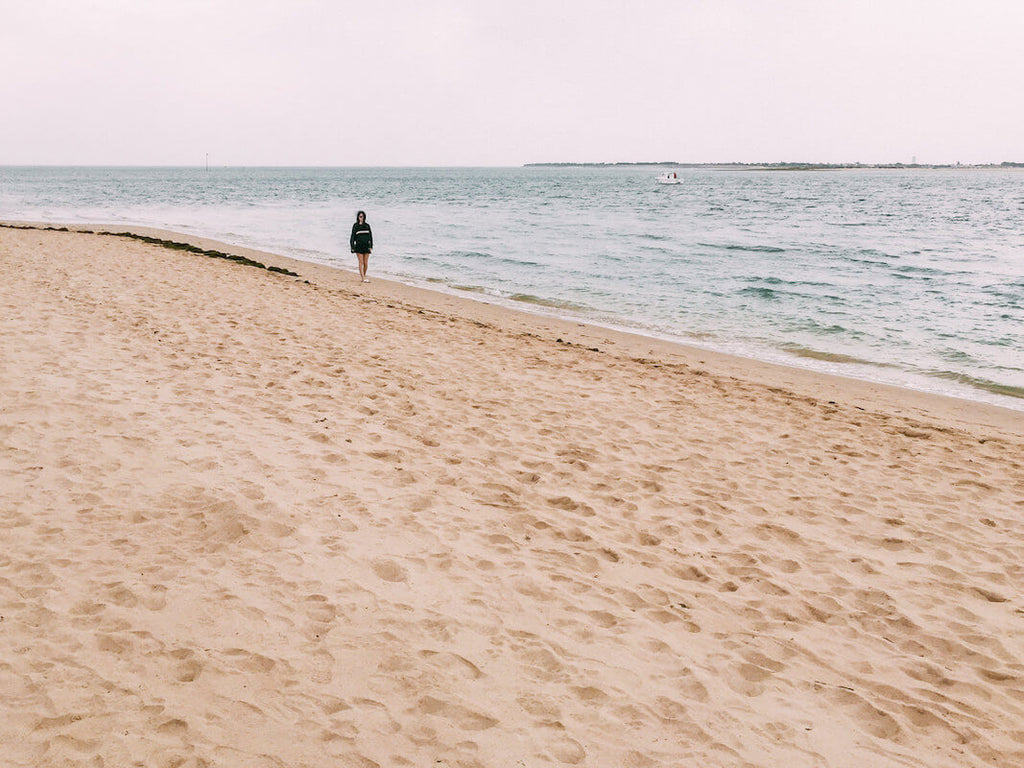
top-left (350, 211), bottom-right (373, 282)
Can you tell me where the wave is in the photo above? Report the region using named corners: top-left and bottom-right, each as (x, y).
top-left (780, 344), bottom-right (891, 367)
top-left (509, 293), bottom-right (591, 312)
top-left (894, 265), bottom-right (956, 277)
top-left (441, 250), bottom-right (543, 268)
top-left (935, 346), bottom-right (986, 365)
top-left (751, 276), bottom-right (835, 289)
top-left (444, 250), bottom-right (494, 261)
top-left (853, 248), bottom-right (899, 260)
top-left (738, 285), bottom-right (849, 305)
top-left (445, 283), bottom-right (591, 313)
top-left (981, 285), bottom-right (1024, 306)
top-left (795, 321), bottom-right (851, 336)
top-left (925, 371), bottom-right (1024, 400)
top-left (697, 242), bottom-right (786, 254)
top-left (740, 286), bottom-right (782, 301)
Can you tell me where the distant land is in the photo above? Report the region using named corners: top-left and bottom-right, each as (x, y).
top-left (523, 161), bottom-right (1024, 170)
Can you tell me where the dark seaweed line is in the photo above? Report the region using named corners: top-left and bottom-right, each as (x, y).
top-left (0, 223), bottom-right (300, 277)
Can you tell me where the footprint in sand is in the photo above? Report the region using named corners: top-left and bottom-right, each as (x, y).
top-left (103, 581), bottom-right (139, 608)
top-left (572, 686), bottom-right (609, 705)
top-left (418, 650), bottom-right (484, 680)
top-left (173, 657), bottom-right (203, 683)
top-left (303, 594), bottom-right (338, 623)
top-left (371, 558), bottom-right (409, 583)
top-left (826, 687), bottom-right (902, 740)
top-left (417, 696), bottom-right (498, 731)
top-left (310, 649), bottom-right (334, 684)
top-left (220, 647), bottom-right (278, 674)
top-left (544, 732), bottom-right (587, 764)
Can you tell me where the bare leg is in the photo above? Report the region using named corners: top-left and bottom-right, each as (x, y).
top-left (358, 253), bottom-right (370, 281)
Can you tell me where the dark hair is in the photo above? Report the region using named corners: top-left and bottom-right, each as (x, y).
top-left (356, 210), bottom-right (366, 221)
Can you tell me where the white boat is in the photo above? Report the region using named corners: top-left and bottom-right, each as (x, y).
top-left (656, 172), bottom-right (682, 185)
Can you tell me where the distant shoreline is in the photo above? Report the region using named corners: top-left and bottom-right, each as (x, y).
top-left (524, 161), bottom-right (1024, 170)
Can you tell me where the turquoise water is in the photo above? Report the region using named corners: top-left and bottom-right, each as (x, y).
top-left (2, 165), bottom-right (1022, 409)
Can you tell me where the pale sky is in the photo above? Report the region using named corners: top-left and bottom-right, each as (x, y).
top-left (2, 0), bottom-right (1021, 166)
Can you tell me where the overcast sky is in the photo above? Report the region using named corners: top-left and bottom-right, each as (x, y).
top-left (2, 0), bottom-right (1021, 166)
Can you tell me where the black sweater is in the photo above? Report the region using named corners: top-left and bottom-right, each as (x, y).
top-left (350, 221), bottom-right (373, 253)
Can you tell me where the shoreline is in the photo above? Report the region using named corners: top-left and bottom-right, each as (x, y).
top-left (4, 219), bottom-right (1022, 438)
top-left (406, 282), bottom-right (1024, 414)
top-left (6, 213), bottom-right (1022, 415)
top-left (3, 223), bottom-right (1023, 765)
top-left (3, 163), bottom-right (1020, 416)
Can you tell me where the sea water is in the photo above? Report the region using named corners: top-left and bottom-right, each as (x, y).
top-left (2, 165), bottom-right (1022, 410)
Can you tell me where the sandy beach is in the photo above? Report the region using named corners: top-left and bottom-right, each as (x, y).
top-left (2, 223), bottom-right (1023, 767)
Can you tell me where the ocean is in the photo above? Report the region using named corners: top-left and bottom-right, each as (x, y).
top-left (2, 165), bottom-right (1022, 410)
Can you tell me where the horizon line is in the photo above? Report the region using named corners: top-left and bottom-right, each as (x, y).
top-left (2, 160), bottom-right (1022, 169)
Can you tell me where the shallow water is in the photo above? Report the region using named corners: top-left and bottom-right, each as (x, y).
top-left (2, 165), bottom-right (1022, 409)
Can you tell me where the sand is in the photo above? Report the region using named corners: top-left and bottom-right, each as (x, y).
top-left (2, 223), bottom-right (1023, 768)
